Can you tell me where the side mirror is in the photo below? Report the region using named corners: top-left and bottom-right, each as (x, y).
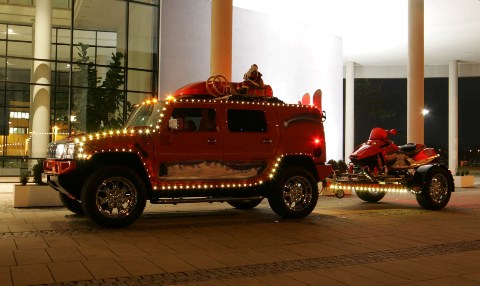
top-left (168, 118), bottom-right (184, 131)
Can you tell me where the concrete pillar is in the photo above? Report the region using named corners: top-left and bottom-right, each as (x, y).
top-left (345, 62), bottom-right (355, 162)
top-left (210, 0), bottom-right (232, 81)
top-left (31, 0), bottom-right (52, 158)
top-left (407, 0), bottom-right (424, 144)
top-left (448, 60), bottom-right (458, 171)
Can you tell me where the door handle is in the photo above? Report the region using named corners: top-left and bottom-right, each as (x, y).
top-left (263, 139), bottom-right (273, 144)
top-left (207, 138), bottom-right (217, 144)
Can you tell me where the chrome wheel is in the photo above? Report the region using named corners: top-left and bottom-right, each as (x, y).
top-left (82, 166), bottom-right (147, 228)
top-left (95, 177), bottom-right (137, 219)
top-left (428, 173), bottom-right (449, 204)
top-left (282, 176), bottom-right (313, 211)
top-left (415, 166), bottom-right (452, 210)
top-left (268, 167), bottom-right (318, 218)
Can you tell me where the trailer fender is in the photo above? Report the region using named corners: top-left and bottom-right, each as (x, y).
top-left (411, 164), bottom-right (455, 193)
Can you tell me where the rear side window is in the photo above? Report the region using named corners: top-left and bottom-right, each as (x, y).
top-left (227, 109), bottom-right (267, 132)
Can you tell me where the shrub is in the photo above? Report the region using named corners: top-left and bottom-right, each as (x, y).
top-left (19, 171), bottom-right (29, 186)
top-left (32, 159), bottom-right (46, 185)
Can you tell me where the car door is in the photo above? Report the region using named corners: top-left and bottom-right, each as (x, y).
top-left (222, 105), bottom-right (280, 181)
top-left (154, 102), bottom-right (223, 183)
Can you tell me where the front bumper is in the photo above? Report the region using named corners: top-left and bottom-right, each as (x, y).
top-left (43, 159), bottom-right (78, 200)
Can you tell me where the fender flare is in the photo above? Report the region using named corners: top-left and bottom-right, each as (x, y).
top-left (411, 164), bottom-right (455, 193)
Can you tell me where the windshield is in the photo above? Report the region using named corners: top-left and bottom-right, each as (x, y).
top-left (124, 101), bottom-right (165, 128)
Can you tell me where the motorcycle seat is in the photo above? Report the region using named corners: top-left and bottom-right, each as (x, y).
top-left (398, 143), bottom-right (425, 156)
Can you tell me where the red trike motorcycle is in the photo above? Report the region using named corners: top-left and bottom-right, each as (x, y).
top-left (329, 127), bottom-right (454, 210)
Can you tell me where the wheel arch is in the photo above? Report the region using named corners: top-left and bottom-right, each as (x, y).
top-left (279, 155), bottom-right (319, 181)
top-left (69, 152), bottom-right (152, 197)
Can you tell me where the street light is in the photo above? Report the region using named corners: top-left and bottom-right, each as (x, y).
top-left (422, 109), bottom-right (429, 116)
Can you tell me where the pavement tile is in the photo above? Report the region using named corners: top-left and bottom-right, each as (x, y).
top-left (81, 258), bottom-right (130, 280)
top-left (286, 270), bottom-right (348, 286)
top-left (175, 251), bottom-right (226, 270)
top-left (0, 238), bottom-right (16, 251)
top-left (234, 248), bottom-right (282, 264)
top-left (463, 272), bottom-right (480, 282)
top-left (183, 280), bottom-right (230, 286)
top-left (33, 222), bottom-right (63, 231)
top-left (0, 250), bottom-right (16, 267)
top-left (72, 234), bottom-right (109, 247)
top-left (14, 236), bottom-right (48, 249)
top-left (8, 223), bottom-right (36, 233)
top-left (14, 248), bottom-right (52, 265)
top-left (76, 245), bottom-right (118, 260)
top-left (11, 264), bottom-right (54, 286)
top-left (44, 235), bottom-right (80, 248)
top-left (156, 237), bottom-right (201, 252)
top-left (204, 249), bottom-right (255, 267)
top-left (255, 273), bottom-right (309, 286)
top-left (185, 236), bottom-right (231, 252)
top-left (0, 225), bottom-right (9, 233)
top-left (414, 276), bottom-right (480, 286)
top-left (97, 232), bottom-right (136, 244)
top-left (115, 256), bottom-right (164, 276)
top-left (0, 266), bottom-right (12, 286)
top-left (147, 253), bottom-right (197, 273)
top-left (223, 276), bottom-right (269, 286)
top-left (46, 246), bottom-right (85, 262)
top-left (343, 264), bottom-right (409, 285)
top-left (107, 243), bottom-right (148, 257)
top-left (47, 261), bottom-right (94, 283)
top-left (0, 218), bottom-right (26, 225)
top-left (254, 246), bottom-right (306, 261)
top-left (314, 267), bottom-right (383, 286)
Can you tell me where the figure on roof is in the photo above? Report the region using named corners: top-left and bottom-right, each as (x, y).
top-left (241, 64), bottom-right (264, 93)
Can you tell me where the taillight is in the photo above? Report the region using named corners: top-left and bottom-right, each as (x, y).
top-left (313, 138), bottom-right (323, 157)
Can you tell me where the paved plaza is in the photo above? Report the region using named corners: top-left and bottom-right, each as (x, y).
top-left (1, 180), bottom-right (480, 286)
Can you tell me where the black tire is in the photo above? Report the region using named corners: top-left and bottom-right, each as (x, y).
top-left (59, 192), bottom-right (84, 215)
top-left (267, 167), bottom-right (318, 219)
top-left (415, 167), bottom-right (452, 210)
top-left (227, 198), bottom-right (263, 209)
top-left (356, 190), bottom-right (386, 202)
top-left (81, 166), bottom-right (147, 228)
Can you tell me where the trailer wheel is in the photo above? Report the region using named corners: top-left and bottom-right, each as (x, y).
top-left (415, 167), bottom-right (452, 210)
top-left (355, 190), bottom-right (386, 203)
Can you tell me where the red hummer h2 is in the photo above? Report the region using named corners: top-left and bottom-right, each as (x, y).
top-left (43, 75), bottom-right (332, 227)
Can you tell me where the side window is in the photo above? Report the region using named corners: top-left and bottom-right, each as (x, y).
top-left (170, 108), bottom-right (216, 132)
top-left (227, 109), bottom-right (267, 132)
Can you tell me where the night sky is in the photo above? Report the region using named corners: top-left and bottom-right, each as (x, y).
top-left (351, 77), bottom-right (480, 163)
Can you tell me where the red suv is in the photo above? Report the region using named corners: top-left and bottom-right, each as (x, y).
top-left (43, 77), bottom-right (332, 227)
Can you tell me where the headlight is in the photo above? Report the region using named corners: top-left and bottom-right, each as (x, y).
top-left (64, 143), bottom-right (76, 159)
top-left (49, 142), bottom-right (76, 159)
top-left (54, 144), bottom-right (65, 158)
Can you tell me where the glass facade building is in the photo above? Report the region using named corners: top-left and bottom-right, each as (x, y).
top-left (0, 0), bottom-right (159, 165)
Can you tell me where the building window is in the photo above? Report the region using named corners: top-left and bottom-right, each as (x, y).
top-left (0, 0), bottom-right (160, 157)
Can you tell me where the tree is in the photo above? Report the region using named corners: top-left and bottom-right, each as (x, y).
top-left (74, 44), bottom-right (132, 133)
top-left (355, 79), bottom-right (396, 120)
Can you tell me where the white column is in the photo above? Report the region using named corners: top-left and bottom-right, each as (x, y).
top-left (407, 0), bottom-right (424, 144)
top-left (448, 60), bottom-right (458, 172)
top-left (31, 0), bottom-right (52, 158)
top-left (210, 0), bottom-right (232, 81)
top-left (344, 62), bottom-right (355, 162)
